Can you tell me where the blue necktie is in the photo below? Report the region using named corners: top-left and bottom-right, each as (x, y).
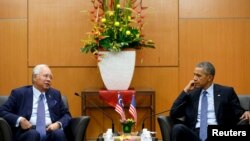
top-left (199, 90), bottom-right (208, 141)
top-left (36, 94), bottom-right (46, 141)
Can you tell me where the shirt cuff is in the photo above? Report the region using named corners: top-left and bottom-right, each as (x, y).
top-left (57, 121), bottom-right (63, 129)
top-left (16, 117), bottom-right (23, 127)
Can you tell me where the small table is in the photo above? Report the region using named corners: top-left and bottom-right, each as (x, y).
top-left (81, 88), bottom-right (156, 131)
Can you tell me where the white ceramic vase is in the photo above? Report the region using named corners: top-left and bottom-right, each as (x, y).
top-left (98, 50), bottom-right (136, 90)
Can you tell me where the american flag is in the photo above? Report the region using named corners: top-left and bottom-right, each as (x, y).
top-left (115, 93), bottom-right (126, 121)
top-left (129, 94), bottom-right (137, 122)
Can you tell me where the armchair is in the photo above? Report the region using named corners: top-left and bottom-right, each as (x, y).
top-left (157, 94), bottom-right (250, 141)
top-left (0, 95), bottom-right (90, 141)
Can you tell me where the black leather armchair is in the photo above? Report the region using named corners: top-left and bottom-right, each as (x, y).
top-left (157, 94), bottom-right (250, 141)
top-left (0, 95), bottom-right (90, 141)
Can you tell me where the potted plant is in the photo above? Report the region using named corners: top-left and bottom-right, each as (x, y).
top-left (121, 118), bottom-right (136, 134)
top-left (81, 0), bottom-right (155, 90)
top-left (81, 0), bottom-right (155, 54)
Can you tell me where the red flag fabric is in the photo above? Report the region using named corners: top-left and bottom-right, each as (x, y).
top-left (99, 89), bottom-right (135, 107)
top-left (129, 94), bottom-right (137, 122)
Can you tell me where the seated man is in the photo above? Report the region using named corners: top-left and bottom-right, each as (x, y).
top-left (0, 64), bottom-right (71, 141)
top-left (170, 61), bottom-right (250, 141)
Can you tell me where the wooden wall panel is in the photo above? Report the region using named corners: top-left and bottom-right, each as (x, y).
top-left (0, 20), bottom-right (28, 93)
top-left (131, 67), bottom-right (179, 139)
top-left (29, 0), bottom-right (179, 67)
top-left (1, 0), bottom-right (250, 140)
top-left (179, 19), bottom-right (250, 94)
top-left (0, 0), bottom-right (27, 18)
top-left (136, 0), bottom-right (179, 66)
top-left (180, 0), bottom-right (250, 18)
top-left (28, 0), bottom-right (95, 66)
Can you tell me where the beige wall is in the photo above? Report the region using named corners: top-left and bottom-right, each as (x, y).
top-left (1, 0), bottom-right (250, 140)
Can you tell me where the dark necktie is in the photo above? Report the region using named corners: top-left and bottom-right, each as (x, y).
top-left (199, 90), bottom-right (208, 141)
top-left (36, 94), bottom-right (46, 141)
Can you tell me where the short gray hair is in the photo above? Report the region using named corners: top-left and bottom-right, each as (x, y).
top-left (196, 61), bottom-right (215, 76)
top-left (32, 64), bottom-right (48, 83)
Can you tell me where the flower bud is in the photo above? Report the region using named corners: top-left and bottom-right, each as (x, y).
top-left (101, 18), bottom-right (106, 23)
top-left (126, 30), bottom-right (131, 35)
top-left (114, 22), bottom-right (120, 26)
top-left (108, 11), bottom-right (114, 16)
top-left (128, 16), bottom-right (131, 21)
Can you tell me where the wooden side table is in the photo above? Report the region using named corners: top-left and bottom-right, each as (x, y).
top-left (81, 88), bottom-right (156, 131)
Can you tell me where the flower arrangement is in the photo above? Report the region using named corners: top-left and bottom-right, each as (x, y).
top-left (81, 0), bottom-right (155, 55)
top-left (121, 118), bottom-right (136, 133)
top-left (121, 118), bottom-right (136, 125)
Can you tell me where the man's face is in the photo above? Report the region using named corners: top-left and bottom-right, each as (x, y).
top-left (33, 66), bottom-right (53, 92)
top-left (193, 67), bottom-right (213, 89)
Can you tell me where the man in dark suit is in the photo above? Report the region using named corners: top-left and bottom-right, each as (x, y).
top-left (170, 61), bottom-right (250, 141)
top-left (0, 64), bottom-right (71, 141)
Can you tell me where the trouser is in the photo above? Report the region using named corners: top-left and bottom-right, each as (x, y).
top-left (14, 127), bottom-right (67, 141)
top-left (171, 124), bottom-right (201, 141)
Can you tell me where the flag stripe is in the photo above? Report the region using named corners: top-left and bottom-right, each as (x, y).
top-left (129, 95), bottom-right (137, 122)
top-left (115, 94), bottom-right (126, 121)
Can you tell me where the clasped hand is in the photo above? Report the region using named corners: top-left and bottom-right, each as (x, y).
top-left (20, 117), bottom-right (60, 131)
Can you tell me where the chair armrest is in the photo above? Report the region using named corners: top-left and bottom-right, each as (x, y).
top-left (0, 117), bottom-right (12, 141)
top-left (157, 116), bottom-right (185, 141)
top-left (65, 116), bottom-right (90, 141)
top-left (237, 118), bottom-right (249, 125)
top-left (157, 116), bottom-right (174, 141)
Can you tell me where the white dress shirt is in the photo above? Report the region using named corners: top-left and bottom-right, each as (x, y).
top-left (30, 86), bottom-right (52, 126)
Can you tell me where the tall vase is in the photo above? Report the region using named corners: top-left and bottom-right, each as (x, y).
top-left (98, 50), bottom-right (136, 90)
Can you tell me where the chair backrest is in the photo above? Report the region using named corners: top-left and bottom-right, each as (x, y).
top-left (0, 118), bottom-right (12, 141)
top-left (61, 95), bottom-right (69, 108)
top-left (0, 96), bottom-right (8, 106)
top-left (238, 94), bottom-right (250, 111)
top-left (157, 116), bottom-right (173, 141)
top-left (0, 96), bottom-right (12, 141)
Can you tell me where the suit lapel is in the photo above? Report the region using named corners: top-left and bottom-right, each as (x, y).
top-left (45, 90), bottom-right (57, 109)
top-left (26, 87), bottom-right (34, 119)
top-left (213, 84), bottom-right (221, 116)
top-left (193, 88), bottom-right (202, 116)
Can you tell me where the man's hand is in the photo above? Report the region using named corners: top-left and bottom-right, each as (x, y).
top-left (184, 80), bottom-right (196, 93)
top-left (19, 117), bottom-right (32, 130)
top-left (240, 111), bottom-right (250, 123)
top-left (46, 122), bottom-right (61, 131)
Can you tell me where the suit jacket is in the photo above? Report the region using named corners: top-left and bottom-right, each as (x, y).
top-left (170, 84), bottom-right (245, 130)
top-left (0, 85), bottom-right (71, 130)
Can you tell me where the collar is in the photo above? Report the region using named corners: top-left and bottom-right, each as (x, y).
top-left (203, 83), bottom-right (214, 95)
top-left (32, 86), bottom-right (45, 98)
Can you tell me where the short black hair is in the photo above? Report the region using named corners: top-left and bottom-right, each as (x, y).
top-left (196, 61), bottom-right (215, 76)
